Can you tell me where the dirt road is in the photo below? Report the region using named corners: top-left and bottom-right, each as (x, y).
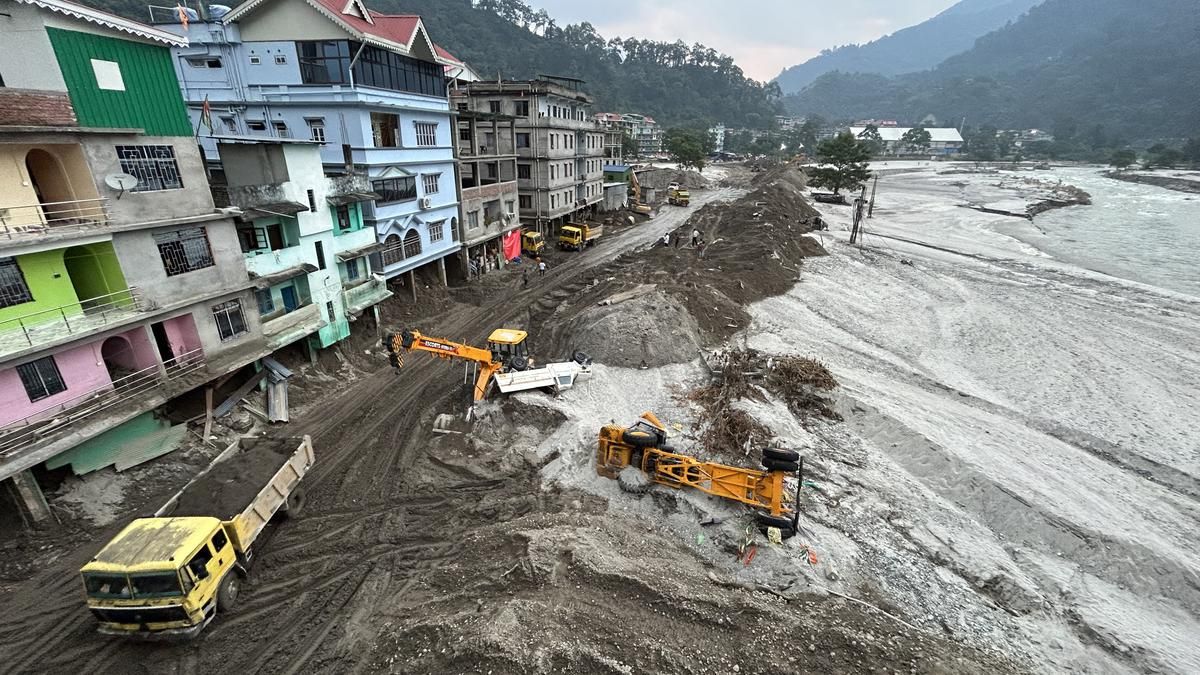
top-left (0, 190), bottom-right (745, 674)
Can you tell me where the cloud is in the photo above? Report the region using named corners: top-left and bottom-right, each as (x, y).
top-left (532, 0), bottom-right (960, 80)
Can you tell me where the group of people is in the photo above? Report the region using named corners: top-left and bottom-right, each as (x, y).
top-left (521, 258), bottom-right (549, 288)
top-left (657, 228), bottom-right (706, 250)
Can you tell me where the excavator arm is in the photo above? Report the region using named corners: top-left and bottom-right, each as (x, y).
top-left (384, 329), bottom-right (501, 401)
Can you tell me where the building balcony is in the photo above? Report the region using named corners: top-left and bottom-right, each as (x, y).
top-left (262, 302), bottom-right (323, 349)
top-left (0, 288), bottom-right (145, 362)
top-left (0, 197), bottom-right (111, 243)
top-left (342, 277), bottom-right (392, 315)
top-left (244, 244), bottom-right (313, 278)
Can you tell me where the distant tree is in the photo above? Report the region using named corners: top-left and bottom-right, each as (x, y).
top-left (1148, 148), bottom-right (1184, 169)
top-left (664, 127), bottom-right (715, 172)
top-left (1109, 149), bottom-right (1137, 170)
top-left (900, 127), bottom-right (932, 154)
top-left (796, 116), bottom-right (826, 154)
top-left (808, 132), bottom-right (872, 195)
top-left (857, 124), bottom-right (884, 156)
top-left (621, 132), bottom-right (638, 159)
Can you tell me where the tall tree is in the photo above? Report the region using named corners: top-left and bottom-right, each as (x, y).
top-left (664, 128), bottom-right (715, 172)
top-left (857, 124), bottom-right (884, 156)
top-left (1108, 149), bottom-right (1136, 170)
top-left (808, 132), bottom-right (872, 195)
top-left (900, 127), bottom-right (932, 154)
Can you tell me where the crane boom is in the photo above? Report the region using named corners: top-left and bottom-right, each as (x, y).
top-left (386, 329), bottom-right (502, 400)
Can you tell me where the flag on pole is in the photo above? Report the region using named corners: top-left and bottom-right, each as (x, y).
top-left (198, 95), bottom-right (214, 136)
top-left (176, 4), bottom-right (189, 28)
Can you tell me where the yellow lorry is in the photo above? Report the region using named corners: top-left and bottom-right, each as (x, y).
top-left (79, 435), bottom-right (314, 639)
top-left (557, 223), bottom-right (603, 251)
top-left (667, 183), bottom-right (690, 206)
top-left (522, 230), bottom-right (545, 257)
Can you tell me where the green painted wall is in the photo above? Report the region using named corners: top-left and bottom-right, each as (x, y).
top-left (0, 250), bottom-right (79, 329)
top-left (331, 203), bottom-right (365, 236)
top-left (46, 28), bottom-right (192, 136)
top-left (46, 411), bottom-right (185, 475)
top-left (63, 243), bottom-right (129, 306)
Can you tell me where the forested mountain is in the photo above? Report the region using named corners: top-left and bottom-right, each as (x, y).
top-left (772, 0), bottom-right (1043, 94)
top-left (785, 0), bottom-right (1200, 139)
top-left (85, 0), bottom-right (782, 128)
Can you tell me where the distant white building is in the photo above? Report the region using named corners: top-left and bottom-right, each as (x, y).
top-left (709, 124), bottom-right (726, 154)
top-left (849, 126), bottom-right (964, 155)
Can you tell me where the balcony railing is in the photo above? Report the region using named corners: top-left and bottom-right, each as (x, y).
top-left (0, 348), bottom-right (205, 458)
top-left (0, 198), bottom-right (111, 239)
top-left (0, 288), bottom-right (145, 357)
top-left (343, 277), bottom-right (390, 312)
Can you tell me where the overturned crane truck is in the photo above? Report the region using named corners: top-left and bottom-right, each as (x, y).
top-left (79, 436), bottom-right (314, 639)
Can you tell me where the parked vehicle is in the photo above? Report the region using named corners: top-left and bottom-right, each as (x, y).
top-left (522, 230), bottom-right (545, 257)
top-left (558, 223), bottom-right (603, 251)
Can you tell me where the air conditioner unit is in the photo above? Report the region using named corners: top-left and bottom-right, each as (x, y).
top-left (419, 197), bottom-right (433, 209)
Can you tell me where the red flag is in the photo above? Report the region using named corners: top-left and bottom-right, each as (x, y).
top-left (176, 4), bottom-right (189, 29)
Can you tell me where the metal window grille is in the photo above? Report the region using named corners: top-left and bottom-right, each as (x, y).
top-left (428, 220), bottom-right (445, 243)
top-left (17, 356), bottom-right (66, 402)
top-left (256, 289), bottom-right (274, 315)
top-left (422, 174), bottom-right (440, 195)
top-left (116, 145), bottom-right (183, 192)
top-left (0, 257), bottom-right (34, 308)
top-left (212, 300), bottom-right (247, 341)
top-left (403, 231), bottom-right (422, 259)
top-left (414, 122), bottom-right (437, 147)
top-left (345, 257), bottom-right (361, 281)
top-left (155, 227), bottom-right (215, 276)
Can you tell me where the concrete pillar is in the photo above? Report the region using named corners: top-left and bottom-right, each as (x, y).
top-left (372, 305), bottom-right (383, 341)
top-left (144, 324), bottom-right (169, 377)
top-left (408, 270), bottom-right (417, 302)
top-left (10, 471), bottom-right (53, 526)
top-left (438, 257), bottom-right (448, 287)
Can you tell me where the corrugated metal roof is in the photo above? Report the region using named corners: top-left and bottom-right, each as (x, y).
top-left (849, 127), bottom-right (963, 143)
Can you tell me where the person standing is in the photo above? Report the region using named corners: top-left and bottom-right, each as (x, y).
top-left (521, 269), bottom-right (529, 288)
top-left (538, 260), bottom-right (547, 278)
top-left (691, 228), bottom-right (700, 247)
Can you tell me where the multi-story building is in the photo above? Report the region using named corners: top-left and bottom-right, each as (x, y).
top-left (452, 110), bottom-right (520, 278)
top-left (454, 77), bottom-right (605, 234)
top-left (625, 114), bottom-right (664, 157)
top-left (213, 139), bottom-right (391, 346)
top-left (594, 112), bottom-right (626, 161)
top-left (160, 0), bottom-right (463, 291)
top-left (710, 124), bottom-right (726, 154)
top-left (0, 0), bottom-right (277, 522)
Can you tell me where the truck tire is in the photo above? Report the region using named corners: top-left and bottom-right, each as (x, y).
top-left (622, 428), bottom-right (660, 448)
top-left (762, 459), bottom-right (800, 473)
top-left (217, 573), bottom-right (240, 612)
top-left (756, 513), bottom-right (797, 539)
top-left (762, 447), bottom-right (800, 463)
top-left (281, 488), bottom-right (306, 518)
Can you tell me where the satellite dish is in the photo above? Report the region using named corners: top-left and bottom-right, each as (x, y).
top-left (105, 173), bottom-right (139, 199)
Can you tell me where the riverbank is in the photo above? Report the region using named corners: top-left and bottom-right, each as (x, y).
top-left (1104, 169), bottom-right (1200, 194)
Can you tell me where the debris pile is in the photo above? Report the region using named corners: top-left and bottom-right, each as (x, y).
top-left (637, 167), bottom-right (711, 191)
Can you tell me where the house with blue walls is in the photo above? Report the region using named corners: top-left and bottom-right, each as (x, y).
top-left (158, 0), bottom-right (465, 290)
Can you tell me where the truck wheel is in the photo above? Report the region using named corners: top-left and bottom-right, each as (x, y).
top-left (217, 573), bottom-right (240, 612)
top-left (762, 447), bottom-right (800, 463)
top-left (622, 428), bottom-right (660, 448)
top-left (762, 459), bottom-right (800, 473)
top-left (756, 513), bottom-right (797, 539)
top-left (281, 488), bottom-right (306, 518)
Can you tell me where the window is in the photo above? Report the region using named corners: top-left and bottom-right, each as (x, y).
top-left (519, 195), bottom-right (531, 210)
top-left (116, 145), bottom-right (182, 192)
top-left (467, 211), bottom-right (479, 230)
top-left (456, 102), bottom-right (468, 112)
top-left (550, 165), bottom-right (556, 181)
top-left (249, 55), bottom-right (261, 65)
top-left (247, 120), bottom-right (267, 132)
top-left (325, 300), bottom-right (336, 323)
top-left (371, 113), bottom-right (399, 147)
top-left (308, 119), bottom-right (326, 143)
top-left (315, 241), bottom-right (326, 270)
top-left (186, 545), bottom-right (213, 580)
top-left (488, 100), bottom-right (501, 114)
top-left (297, 40), bottom-right (352, 84)
top-left (550, 194), bottom-right (557, 209)
top-left (306, 189), bottom-right (317, 212)
top-left (220, 116), bottom-right (237, 134)
top-left (186, 57), bottom-right (222, 68)
top-left (422, 173), bottom-right (440, 195)
top-left (428, 220), bottom-right (445, 243)
top-left (211, 530), bottom-right (228, 553)
top-left (155, 227), bottom-right (214, 276)
top-left (347, 43), bottom-right (446, 97)
top-left (212, 300), bottom-right (247, 341)
top-left (256, 288), bottom-right (275, 315)
top-left (90, 59), bottom-right (124, 91)
top-left (517, 164), bottom-right (531, 180)
top-left (550, 134), bottom-right (557, 150)
top-left (372, 176), bottom-right (416, 203)
top-left (274, 54), bottom-right (287, 65)
top-left (459, 127), bottom-right (472, 142)
top-left (514, 101), bottom-right (529, 117)
top-left (0, 257), bottom-right (33, 308)
top-left (17, 356), bottom-right (66, 402)
top-left (344, 257), bottom-right (361, 281)
top-left (516, 133), bottom-right (530, 148)
top-left (272, 120), bottom-right (290, 138)
top-left (335, 205), bottom-right (353, 233)
top-left (505, 200), bottom-right (515, 215)
top-left (414, 122), bottom-right (438, 147)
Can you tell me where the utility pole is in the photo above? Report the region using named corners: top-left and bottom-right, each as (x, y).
top-left (849, 185), bottom-right (867, 245)
top-left (868, 173), bottom-right (879, 218)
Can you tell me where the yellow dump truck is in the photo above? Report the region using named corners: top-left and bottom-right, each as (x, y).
top-left (522, 230), bottom-right (545, 257)
top-left (79, 435), bottom-right (314, 639)
top-left (667, 186), bottom-right (690, 206)
top-left (557, 223), bottom-right (603, 251)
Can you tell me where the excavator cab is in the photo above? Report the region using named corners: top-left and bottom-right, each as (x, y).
top-left (487, 329), bottom-right (530, 370)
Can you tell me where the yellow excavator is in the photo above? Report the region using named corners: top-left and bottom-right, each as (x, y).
top-left (628, 170), bottom-right (653, 215)
top-left (384, 328), bottom-right (591, 401)
top-left (597, 412), bottom-right (801, 537)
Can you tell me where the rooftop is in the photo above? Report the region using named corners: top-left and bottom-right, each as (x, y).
top-left (14, 0), bottom-right (188, 46)
top-left (83, 517), bottom-right (218, 572)
top-left (849, 126), bottom-right (964, 143)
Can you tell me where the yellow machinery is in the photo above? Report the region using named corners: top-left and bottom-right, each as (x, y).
top-left (522, 230), bottom-right (545, 257)
top-left (628, 171), bottom-right (653, 215)
top-left (385, 328), bottom-right (531, 401)
top-left (80, 437), bottom-right (313, 639)
top-left (597, 413), bottom-right (801, 537)
top-left (667, 187), bottom-right (690, 206)
top-left (558, 223), bottom-right (603, 251)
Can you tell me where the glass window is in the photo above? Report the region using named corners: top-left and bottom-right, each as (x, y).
top-left (84, 573), bottom-right (131, 599)
top-left (256, 289), bottom-right (274, 315)
top-left (372, 176), bottom-right (416, 203)
top-left (131, 573), bottom-right (182, 598)
top-left (344, 257), bottom-right (361, 281)
top-left (516, 133), bottom-right (530, 148)
top-left (371, 113), bottom-right (399, 148)
top-left (155, 227), bottom-right (214, 276)
top-left (308, 119), bottom-right (326, 143)
top-left (517, 164), bottom-right (531, 180)
top-left (186, 545), bottom-right (213, 580)
top-left (335, 205), bottom-right (353, 233)
top-left (0, 257), bottom-right (33, 308)
top-left (116, 145), bottom-right (182, 192)
top-left (297, 40), bottom-right (351, 84)
top-left (428, 220), bottom-right (445, 243)
top-left (519, 195), bottom-right (531, 209)
top-left (212, 300), bottom-right (247, 341)
top-left (422, 173), bottom-right (440, 195)
top-left (488, 100), bottom-right (501, 114)
top-left (514, 101), bottom-right (529, 117)
top-left (17, 356), bottom-right (66, 402)
top-left (211, 529), bottom-right (229, 553)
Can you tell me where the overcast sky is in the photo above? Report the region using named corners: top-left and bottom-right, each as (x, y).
top-left (532, 0), bottom-right (961, 81)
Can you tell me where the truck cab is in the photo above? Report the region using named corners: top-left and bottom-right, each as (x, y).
top-left (487, 328), bottom-right (531, 370)
top-left (522, 231), bottom-right (545, 257)
top-left (80, 517), bottom-right (241, 639)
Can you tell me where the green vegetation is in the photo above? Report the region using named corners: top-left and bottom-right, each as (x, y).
top-left (857, 125), bottom-right (884, 156)
top-left (785, 0), bottom-right (1200, 140)
top-left (663, 128), bottom-right (715, 172)
top-left (808, 132), bottom-right (872, 195)
top-left (1109, 150), bottom-right (1136, 170)
top-left (900, 127), bottom-right (932, 154)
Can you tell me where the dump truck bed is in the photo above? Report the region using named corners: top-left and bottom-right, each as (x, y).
top-left (157, 436), bottom-right (313, 552)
